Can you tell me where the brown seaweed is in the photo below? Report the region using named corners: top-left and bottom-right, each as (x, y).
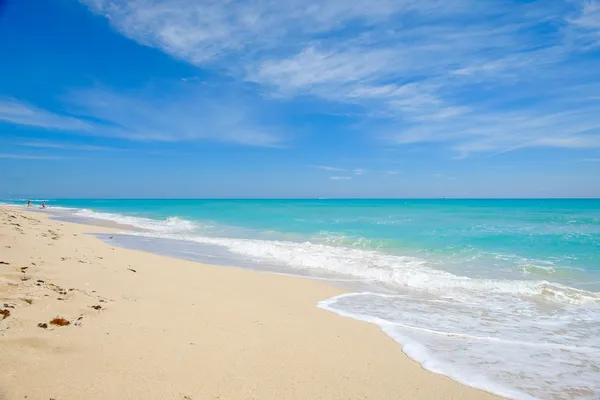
top-left (49, 317), bottom-right (70, 326)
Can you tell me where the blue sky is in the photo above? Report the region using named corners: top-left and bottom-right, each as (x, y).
top-left (0, 0), bottom-right (599, 198)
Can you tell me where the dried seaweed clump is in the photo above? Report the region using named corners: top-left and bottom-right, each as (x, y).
top-left (38, 323), bottom-right (48, 329)
top-left (0, 309), bottom-right (10, 320)
top-left (49, 317), bottom-right (70, 326)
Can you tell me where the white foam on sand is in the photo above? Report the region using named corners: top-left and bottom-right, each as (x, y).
top-left (70, 208), bottom-right (199, 234)
top-left (319, 292), bottom-right (599, 400)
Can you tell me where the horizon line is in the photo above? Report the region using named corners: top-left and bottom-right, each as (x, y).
top-left (2, 197), bottom-right (600, 201)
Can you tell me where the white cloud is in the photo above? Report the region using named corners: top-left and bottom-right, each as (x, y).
top-left (329, 176), bottom-right (352, 180)
top-left (81, 0), bottom-right (430, 65)
top-left (353, 168), bottom-right (366, 175)
top-left (0, 98), bottom-right (93, 132)
top-left (0, 89), bottom-right (283, 147)
top-left (309, 165), bottom-right (345, 171)
top-left (0, 153), bottom-right (68, 160)
top-left (65, 86), bottom-right (283, 146)
top-left (569, 1), bottom-right (600, 45)
top-left (391, 105), bottom-right (600, 157)
top-left (247, 47), bottom-right (397, 93)
top-left (80, 0), bottom-right (600, 155)
top-left (19, 141), bottom-right (115, 151)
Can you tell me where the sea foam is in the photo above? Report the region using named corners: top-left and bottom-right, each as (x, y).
top-left (71, 208), bottom-right (199, 234)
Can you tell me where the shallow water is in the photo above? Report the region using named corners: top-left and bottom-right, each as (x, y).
top-left (4, 198), bottom-right (599, 399)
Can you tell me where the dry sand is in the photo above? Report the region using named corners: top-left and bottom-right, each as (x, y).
top-left (0, 206), bottom-right (500, 400)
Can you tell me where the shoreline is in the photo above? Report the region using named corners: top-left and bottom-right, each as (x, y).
top-left (0, 206), bottom-right (499, 399)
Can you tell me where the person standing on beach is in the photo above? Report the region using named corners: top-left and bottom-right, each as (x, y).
top-left (41, 201), bottom-right (46, 209)
top-left (27, 199), bottom-right (31, 207)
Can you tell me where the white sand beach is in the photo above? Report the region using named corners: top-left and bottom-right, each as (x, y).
top-left (0, 206), bottom-right (499, 400)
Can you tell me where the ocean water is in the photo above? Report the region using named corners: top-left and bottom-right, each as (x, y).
top-left (4, 198), bottom-right (600, 399)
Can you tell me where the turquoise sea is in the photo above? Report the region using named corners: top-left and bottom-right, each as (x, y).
top-left (4, 198), bottom-right (600, 399)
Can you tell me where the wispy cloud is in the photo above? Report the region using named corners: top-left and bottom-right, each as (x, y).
top-left (432, 173), bottom-right (457, 180)
top-left (0, 98), bottom-right (93, 132)
top-left (329, 176), bottom-right (352, 180)
top-left (353, 168), bottom-right (366, 175)
top-left (81, 0), bottom-right (428, 65)
top-left (569, 1), bottom-right (600, 46)
top-left (0, 153), bottom-right (68, 160)
top-left (0, 88), bottom-right (283, 147)
top-left (65, 86), bottom-right (283, 146)
top-left (18, 141), bottom-right (115, 151)
top-left (309, 165), bottom-right (345, 171)
top-left (80, 0), bottom-right (600, 155)
top-left (392, 104), bottom-right (600, 158)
